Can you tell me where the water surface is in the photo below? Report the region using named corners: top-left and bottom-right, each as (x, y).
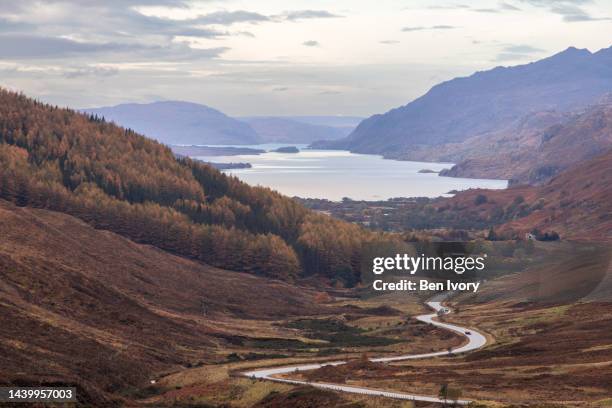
top-left (195, 144), bottom-right (507, 201)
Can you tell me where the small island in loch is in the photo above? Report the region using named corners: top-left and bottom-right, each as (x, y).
top-left (206, 162), bottom-right (252, 170)
top-left (272, 146), bottom-right (300, 153)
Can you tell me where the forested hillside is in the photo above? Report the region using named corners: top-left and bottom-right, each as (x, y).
top-left (0, 89), bottom-right (384, 284)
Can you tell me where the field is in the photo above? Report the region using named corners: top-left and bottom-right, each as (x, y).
top-left (0, 200), bottom-right (464, 406)
top-left (296, 244), bottom-right (612, 407)
top-left (143, 290), bottom-right (464, 407)
top-left (2, 199), bottom-right (610, 407)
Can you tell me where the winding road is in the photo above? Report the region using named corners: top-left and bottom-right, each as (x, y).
top-left (242, 294), bottom-right (488, 405)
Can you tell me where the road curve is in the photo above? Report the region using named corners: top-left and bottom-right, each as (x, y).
top-left (242, 294), bottom-right (487, 405)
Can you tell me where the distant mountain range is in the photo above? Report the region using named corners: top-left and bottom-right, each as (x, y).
top-left (440, 100), bottom-right (612, 184)
top-left (84, 101), bottom-right (261, 145)
top-left (84, 102), bottom-right (361, 145)
top-left (239, 116), bottom-right (360, 143)
top-left (317, 46), bottom-right (612, 161)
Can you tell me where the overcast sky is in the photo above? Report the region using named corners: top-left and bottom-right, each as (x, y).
top-left (0, 0), bottom-right (611, 116)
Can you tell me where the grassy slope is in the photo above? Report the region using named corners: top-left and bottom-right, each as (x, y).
top-left (0, 200), bottom-right (454, 407)
top-left (302, 243), bottom-right (612, 406)
top-left (0, 199), bottom-right (327, 405)
top-left (442, 147), bottom-right (612, 241)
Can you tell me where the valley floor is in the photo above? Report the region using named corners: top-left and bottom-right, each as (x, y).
top-left (2, 199), bottom-right (611, 407)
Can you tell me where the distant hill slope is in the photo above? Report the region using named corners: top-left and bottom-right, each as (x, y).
top-left (283, 116), bottom-right (363, 129)
top-left (440, 102), bottom-right (612, 184)
top-left (239, 116), bottom-right (357, 143)
top-left (444, 147), bottom-right (612, 241)
top-left (323, 46), bottom-right (612, 158)
top-left (0, 200), bottom-right (324, 405)
top-left (84, 101), bottom-right (261, 145)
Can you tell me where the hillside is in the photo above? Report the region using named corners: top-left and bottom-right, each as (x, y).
top-left (440, 102), bottom-right (612, 184)
top-left (283, 116), bottom-right (363, 129)
top-left (321, 46), bottom-right (612, 159)
top-left (499, 146), bottom-right (612, 240)
top-left (300, 242), bottom-right (612, 406)
top-left (442, 147), bottom-right (612, 241)
top-left (0, 88), bottom-right (387, 285)
top-left (0, 200), bottom-right (326, 405)
top-left (239, 116), bottom-right (353, 143)
top-left (84, 101), bottom-right (261, 145)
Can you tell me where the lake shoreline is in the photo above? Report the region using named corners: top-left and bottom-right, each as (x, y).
top-left (186, 144), bottom-right (508, 201)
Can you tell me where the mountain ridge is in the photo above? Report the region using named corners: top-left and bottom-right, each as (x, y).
top-left (319, 46), bottom-right (612, 158)
top-left (439, 101), bottom-right (612, 184)
top-left (84, 100), bottom-right (262, 145)
top-left (239, 116), bottom-right (354, 143)
top-left (85, 102), bottom-right (362, 146)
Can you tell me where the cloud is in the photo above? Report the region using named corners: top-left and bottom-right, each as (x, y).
top-left (495, 44), bottom-right (545, 61)
top-left (162, 26), bottom-right (229, 38)
top-left (379, 40), bottom-right (400, 45)
top-left (0, 33), bottom-right (229, 60)
top-left (273, 87), bottom-right (289, 92)
top-left (519, 0), bottom-right (609, 22)
top-left (0, 3), bottom-right (266, 39)
top-left (302, 40), bottom-right (320, 47)
top-left (425, 2), bottom-right (521, 12)
top-left (0, 17), bottom-right (34, 32)
top-left (0, 34), bottom-right (142, 59)
top-left (402, 25), bottom-right (456, 32)
top-left (519, 0), bottom-right (591, 5)
top-left (112, 11), bottom-right (232, 38)
top-left (0, 0), bottom-right (189, 14)
top-left (281, 10), bottom-right (342, 21)
top-left (426, 4), bottom-right (471, 10)
top-left (81, 0), bottom-right (190, 6)
top-left (0, 2), bottom-right (251, 63)
top-left (503, 44), bottom-right (544, 53)
top-left (235, 31), bottom-right (256, 38)
top-left (473, 2), bottom-right (522, 12)
top-left (190, 10), bottom-right (270, 25)
top-left (549, 3), bottom-right (609, 21)
top-left (499, 2), bottom-right (522, 11)
top-left (63, 66), bottom-right (119, 78)
top-left (473, 8), bottom-right (500, 13)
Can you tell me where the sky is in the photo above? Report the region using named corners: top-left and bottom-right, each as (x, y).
top-left (0, 0), bottom-right (611, 116)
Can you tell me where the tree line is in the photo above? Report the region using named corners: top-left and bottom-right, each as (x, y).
top-left (0, 89), bottom-right (390, 284)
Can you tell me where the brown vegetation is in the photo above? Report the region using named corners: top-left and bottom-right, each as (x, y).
top-left (0, 88), bottom-right (394, 284)
top-left (252, 386), bottom-right (360, 408)
top-left (0, 200), bottom-right (327, 405)
top-left (303, 244), bottom-right (612, 406)
top-left (440, 103), bottom-right (612, 185)
top-left (443, 147), bottom-right (612, 241)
